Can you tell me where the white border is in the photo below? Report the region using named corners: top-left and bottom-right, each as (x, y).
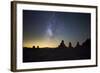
top-left (16, 3), bottom-right (96, 69)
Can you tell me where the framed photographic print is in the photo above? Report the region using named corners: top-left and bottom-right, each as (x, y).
top-left (11, 1), bottom-right (98, 72)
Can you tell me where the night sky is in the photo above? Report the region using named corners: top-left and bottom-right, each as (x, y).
top-left (23, 10), bottom-right (91, 48)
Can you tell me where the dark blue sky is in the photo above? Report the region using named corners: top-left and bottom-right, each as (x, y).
top-left (23, 10), bottom-right (91, 48)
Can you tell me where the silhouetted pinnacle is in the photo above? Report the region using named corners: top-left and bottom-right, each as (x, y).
top-left (37, 46), bottom-right (39, 48)
top-left (82, 38), bottom-right (91, 48)
top-left (58, 40), bottom-right (67, 48)
top-left (68, 42), bottom-right (73, 48)
top-left (32, 46), bottom-right (35, 48)
top-left (75, 42), bottom-right (81, 48)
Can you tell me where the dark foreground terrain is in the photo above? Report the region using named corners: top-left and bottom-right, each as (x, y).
top-left (23, 39), bottom-right (91, 62)
top-left (23, 47), bottom-right (91, 62)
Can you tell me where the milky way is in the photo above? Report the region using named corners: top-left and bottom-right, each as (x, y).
top-left (45, 13), bottom-right (56, 38)
top-left (23, 10), bottom-right (91, 48)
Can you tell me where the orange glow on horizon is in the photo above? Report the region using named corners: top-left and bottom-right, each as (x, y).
top-left (23, 40), bottom-right (59, 48)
